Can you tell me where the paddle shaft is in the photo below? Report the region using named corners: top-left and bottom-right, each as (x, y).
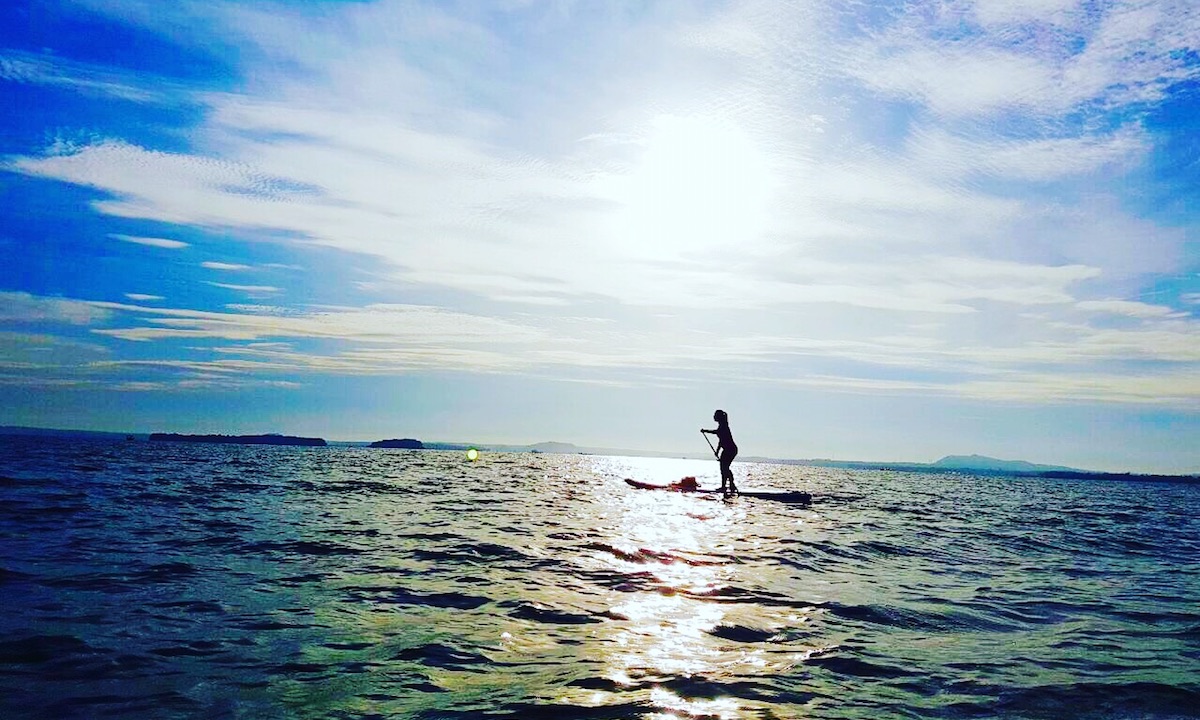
top-left (701, 430), bottom-right (719, 459)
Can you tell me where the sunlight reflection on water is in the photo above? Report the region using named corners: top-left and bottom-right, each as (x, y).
top-left (580, 456), bottom-right (764, 718)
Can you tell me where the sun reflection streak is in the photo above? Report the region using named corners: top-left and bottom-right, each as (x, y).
top-left (578, 456), bottom-right (764, 717)
top-left (646, 687), bottom-right (743, 720)
top-left (608, 594), bottom-right (728, 678)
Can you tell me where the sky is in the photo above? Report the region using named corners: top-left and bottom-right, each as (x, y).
top-left (1, 0), bottom-right (1198, 473)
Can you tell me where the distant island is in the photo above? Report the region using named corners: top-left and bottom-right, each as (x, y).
top-left (369, 438), bottom-right (424, 449)
top-left (149, 433), bottom-right (327, 447)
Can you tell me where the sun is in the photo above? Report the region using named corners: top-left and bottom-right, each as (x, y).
top-left (610, 114), bottom-right (775, 261)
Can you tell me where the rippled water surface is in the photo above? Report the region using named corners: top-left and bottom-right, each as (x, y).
top-left (2, 437), bottom-right (1198, 719)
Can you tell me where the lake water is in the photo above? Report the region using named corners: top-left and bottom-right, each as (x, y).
top-left (1, 437), bottom-right (1198, 719)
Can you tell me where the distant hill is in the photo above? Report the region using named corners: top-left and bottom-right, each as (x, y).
top-left (149, 433), bottom-right (326, 447)
top-left (932, 454), bottom-right (1081, 473)
top-left (0, 426), bottom-right (144, 440)
top-left (528, 441), bottom-right (582, 453)
top-left (369, 438), bottom-right (424, 449)
top-left (423, 440), bottom-right (593, 454)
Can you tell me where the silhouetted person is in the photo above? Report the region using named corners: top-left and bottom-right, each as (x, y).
top-left (702, 409), bottom-right (738, 494)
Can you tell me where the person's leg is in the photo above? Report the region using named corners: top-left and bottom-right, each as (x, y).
top-left (723, 448), bottom-right (738, 493)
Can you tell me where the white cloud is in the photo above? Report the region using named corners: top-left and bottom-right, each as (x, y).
top-left (973, 0), bottom-right (1080, 26)
top-left (201, 262), bottom-right (250, 271)
top-left (905, 128), bottom-right (1148, 183)
top-left (771, 366), bottom-right (1200, 407)
top-left (1077, 299), bottom-right (1183, 318)
top-left (88, 300), bottom-right (546, 346)
top-left (0, 291), bottom-right (111, 325)
top-left (0, 331), bottom-right (110, 365)
top-left (125, 293), bottom-right (164, 301)
top-left (960, 369), bottom-right (1200, 406)
top-left (843, 0), bottom-right (1200, 118)
top-left (0, 50), bottom-right (169, 102)
top-left (853, 46), bottom-right (1056, 117)
top-left (205, 282), bottom-right (281, 294)
top-left (110, 233), bottom-right (188, 249)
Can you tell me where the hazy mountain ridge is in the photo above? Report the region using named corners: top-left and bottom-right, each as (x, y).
top-left (931, 454), bottom-right (1079, 473)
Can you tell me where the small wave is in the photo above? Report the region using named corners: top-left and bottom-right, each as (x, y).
top-left (235, 619), bottom-right (325, 631)
top-left (575, 567), bottom-right (660, 593)
top-left (680, 584), bottom-right (766, 603)
top-left (994, 681), bottom-right (1200, 718)
top-left (321, 641), bottom-right (374, 651)
top-left (583, 542), bottom-right (727, 567)
top-left (133, 561), bottom-right (200, 582)
top-left (342, 585), bottom-right (491, 609)
top-left (820, 601), bottom-right (1021, 633)
top-left (983, 598), bottom-right (1081, 626)
top-left (149, 599), bottom-right (225, 614)
top-left (706, 624), bottom-right (782, 643)
top-left (239, 539), bottom-right (365, 557)
top-left (40, 691), bottom-right (199, 718)
top-left (411, 700), bottom-right (650, 720)
top-left (38, 562), bottom-right (200, 593)
top-left (0, 634), bottom-right (93, 664)
top-left (391, 643), bottom-right (492, 671)
top-left (208, 480), bottom-right (274, 493)
top-left (406, 531), bottom-right (462, 542)
top-left (503, 601), bottom-right (603, 625)
top-left (804, 650), bottom-right (918, 679)
top-left (0, 566), bottom-right (33, 583)
top-left (853, 539), bottom-right (921, 557)
top-left (412, 541), bottom-right (539, 567)
top-left (267, 572), bottom-right (329, 587)
top-left (657, 674), bottom-right (782, 702)
top-left (149, 641), bottom-right (224, 657)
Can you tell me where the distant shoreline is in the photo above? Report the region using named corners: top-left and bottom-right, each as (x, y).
top-left (149, 433), bottom-right (327, 447)
top-left (1, 426), bottom-right (1196, 481)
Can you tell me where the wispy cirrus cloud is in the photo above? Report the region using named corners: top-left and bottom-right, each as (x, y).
top-left (110, 233), bottom-right (188, 249)
top-left (0, 291), bottom-right (112, 325)
top-left (0, 284), bottom-right (1196, 411)
top-left (88, 299), bottom-right (545, 345)
top-left (0, 50), bottom-right (170, 102)
top-left (204, 282), bottom-right (280, 295)
top-left (842, 0), bottom-right (1200, 117)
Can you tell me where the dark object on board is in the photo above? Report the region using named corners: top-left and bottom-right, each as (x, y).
top-left (625, 478), bottom-right (811, 504)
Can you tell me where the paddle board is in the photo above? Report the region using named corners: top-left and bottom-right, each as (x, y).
top-left (624, 478), bottom-right (811, 504)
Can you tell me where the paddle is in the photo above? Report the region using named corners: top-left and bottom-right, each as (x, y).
top-left (701, 429), bottom-right (719, 459)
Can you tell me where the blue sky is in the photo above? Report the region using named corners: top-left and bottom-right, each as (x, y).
top-left (1, 0), bottom-right (1198, 473)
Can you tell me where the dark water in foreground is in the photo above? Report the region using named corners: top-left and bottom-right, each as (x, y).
top-left (1, 437), bottom-right (1198, 719)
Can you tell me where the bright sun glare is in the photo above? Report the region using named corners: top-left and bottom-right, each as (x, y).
top-left (610, 115), bottom-right (774, 260)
